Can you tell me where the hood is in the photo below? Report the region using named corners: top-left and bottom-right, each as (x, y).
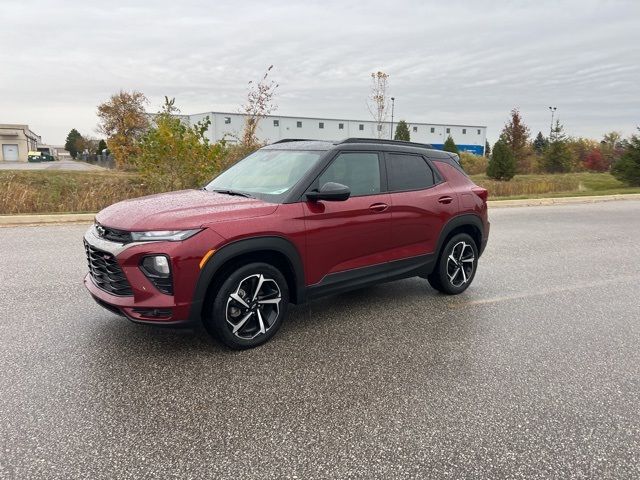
top-left (95, 189), bottom-right (278, 231)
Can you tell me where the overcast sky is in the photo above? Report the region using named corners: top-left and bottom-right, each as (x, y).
top-left (1, 0), bottom-right (639, 145)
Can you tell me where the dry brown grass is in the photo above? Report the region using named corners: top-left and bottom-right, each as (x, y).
top-left (0, 171), bottom-right (149, 214)
top-left (1, 170), bottom-right (637, 215)
top-left (473, 174), bottom-right (580, 198)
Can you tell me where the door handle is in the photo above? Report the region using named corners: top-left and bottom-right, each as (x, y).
top-left (369, 203), bottom-right (389, 212)
top-left (438, 196), bottom-right (454, 204)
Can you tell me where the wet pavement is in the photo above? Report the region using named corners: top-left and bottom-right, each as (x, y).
top-left (1, 201), bottom-right (639, 479)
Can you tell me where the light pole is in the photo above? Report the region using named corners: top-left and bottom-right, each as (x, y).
top-left (548, 106), bottom-right (557, 141)
top-left (390, 97), bottom-right (395, 139)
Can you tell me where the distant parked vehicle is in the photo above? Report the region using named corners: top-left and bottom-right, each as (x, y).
top-left (37, 147), bottom-right (56, 161)
top-left (27, 151), bottom-right (43, 162)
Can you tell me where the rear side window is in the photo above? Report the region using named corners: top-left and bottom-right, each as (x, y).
top-left (386, 153), bottom-right (435, 191)
top-left (318, 152), bottom-right (381, 196)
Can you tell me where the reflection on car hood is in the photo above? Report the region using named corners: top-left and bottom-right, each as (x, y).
top-left (95, 189), bottom-right (278, 231)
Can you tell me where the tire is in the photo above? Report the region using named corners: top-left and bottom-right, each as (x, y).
top-left (428, 233), bottom-right (479, 295)
top-left (205, 262), bottom-right (289, 349)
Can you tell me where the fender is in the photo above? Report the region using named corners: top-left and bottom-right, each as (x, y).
top-left (187, 236), bottom-right (305, 324)
top-left (434, 214), bottom-right (485, 260)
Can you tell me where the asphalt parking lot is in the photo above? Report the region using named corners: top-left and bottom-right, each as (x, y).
top-left (0, 159), bottom-right (104, 171)
top-left (1, 200), bottom-right (639, 479)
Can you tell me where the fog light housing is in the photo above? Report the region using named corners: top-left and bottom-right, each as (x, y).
top-left (140, 255), bottom-right (173, 295)
top-left (142, 255), bottom-right (170, 277)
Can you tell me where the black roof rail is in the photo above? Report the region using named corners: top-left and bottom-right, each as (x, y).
top-left (338, 138), bottom-right (433, 149)
top-left (271, 138), bottom-right (322, 144)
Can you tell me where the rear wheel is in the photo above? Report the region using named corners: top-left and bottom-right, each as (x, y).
top-left (428, 233), bottom-right (478, 295)
top-left (205, 262), bottom-right (289, 349)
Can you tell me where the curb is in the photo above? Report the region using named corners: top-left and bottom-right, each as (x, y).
top-left (488, 193), bottom-right (640, 208)
top-left (0, 213), bottom-right (94, 227)
top-left (1, 193), bottom-right (639, 227)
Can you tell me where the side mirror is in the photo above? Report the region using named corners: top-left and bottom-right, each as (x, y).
top-left (306, 182), bottom-right (351, 202)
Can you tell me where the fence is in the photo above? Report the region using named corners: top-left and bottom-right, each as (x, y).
top-left (78, 153), bottom-right (116, 169)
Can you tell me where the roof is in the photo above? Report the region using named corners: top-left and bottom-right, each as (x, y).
top-left (262, 138), bottom-right (460, 160)
top-left (186, 111), bottom-right (487, 129)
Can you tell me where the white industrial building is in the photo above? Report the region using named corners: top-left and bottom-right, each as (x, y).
top-left (184, 111), bottom-right (487, 155)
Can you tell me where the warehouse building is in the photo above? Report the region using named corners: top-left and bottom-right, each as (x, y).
top-left (0, 124), bottom-right (42, 162)
top-left (185, 112), bottom-right (487, 155)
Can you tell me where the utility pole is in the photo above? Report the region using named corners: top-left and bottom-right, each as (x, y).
top-left (390, 97), bottom-right (395, 139)
top-left (548, 106), bottom-right (557, 141)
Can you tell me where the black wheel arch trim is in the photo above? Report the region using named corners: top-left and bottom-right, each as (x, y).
top-left (435, 214), bottom-right (485, 259)
top-left (188, 236), bottom-right (305, 324)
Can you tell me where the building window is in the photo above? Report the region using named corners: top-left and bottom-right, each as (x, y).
top-left (359, 124), bottom-right (364, 131)
top-left (319, 122), bottom-right (324, 129)
top-left (477, 129), bottom-right (481, 135)
top-left (297, 121), bottom-right (302, 128)
top-left (413, 126), bottom-right (418, 132)
top-left (273, 120), bottom-right (279, 127)
top-left (446, 128), bottom-right (450, 134)
top-left (338, 123), bottom-right (344, 130)
top-left (462, 128), bottom-right (467, 134)
top-left (224, 116), bottom-right (231, 124)
top-left (430, 127), bottom-right (435, 133)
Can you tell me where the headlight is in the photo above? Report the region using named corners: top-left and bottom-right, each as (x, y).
top-left (130, 229), bottom-right (201, 242)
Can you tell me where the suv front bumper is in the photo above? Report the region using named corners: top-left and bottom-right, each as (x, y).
top-left (82, 225), bottom-right (210, 326)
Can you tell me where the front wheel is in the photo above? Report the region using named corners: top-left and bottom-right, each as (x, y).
top-left (428, 233), bottom-right (478, 295)
top-left (206, 263), bottom-right (289, 349)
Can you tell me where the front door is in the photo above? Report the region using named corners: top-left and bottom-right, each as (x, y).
top-left (302, 151), bottom-right (392, 285)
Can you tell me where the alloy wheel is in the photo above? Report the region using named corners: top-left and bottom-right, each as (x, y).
top-left (446, 241), bottom-right (475, 288)
top-left (225, 274), bottom-right (282, 340)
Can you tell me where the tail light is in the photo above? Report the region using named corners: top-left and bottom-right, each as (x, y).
top-left (472, 186), bottom-right (488, 202)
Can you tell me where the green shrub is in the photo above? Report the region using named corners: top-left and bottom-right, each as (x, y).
top-left (459, 152), bottom-right (488, 175)
top-left (134, 99), bottom-right (226, 192)
top-left (612, 134), bottom-right (640, 186)
top-left (487, 140), bottom-right (516, 180)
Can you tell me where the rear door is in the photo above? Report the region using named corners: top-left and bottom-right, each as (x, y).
top-left (384, 152), bottom-right (458, 260)
top-left (302, 151), bottom-right (393, 285)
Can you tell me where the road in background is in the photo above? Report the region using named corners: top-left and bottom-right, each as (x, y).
top-left (0, 159), bottom-right (104, 171)
top-left (1, 201), bottom-right (639, 479)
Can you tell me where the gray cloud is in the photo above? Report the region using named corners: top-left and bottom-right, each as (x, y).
top-left (1, 0), bottom-right (638, 144)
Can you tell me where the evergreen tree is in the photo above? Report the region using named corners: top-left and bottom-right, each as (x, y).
top-left (501, 108), bottom-right (530, 173)
top-left (443, 136), bottom-right (458, 154)
top-left (533, 131), bottom-right (548, 155)
top-left (612, 130), bottom-right (640, 186)
top-left (487, 139), bottom-right (516, 180)
top-left (394, 120), bottom-right (410, 141)
top-left (96, 139), bottom-right (108, 154)
top-left (485, 140), bottom-right (491, 157)
top-left (64, 129), bottom-right (83, 159)
top-left (541, 121), bottom-right (571, 173)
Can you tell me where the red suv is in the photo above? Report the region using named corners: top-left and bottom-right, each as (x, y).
top-left (84, 139), bottom-right (489, 348)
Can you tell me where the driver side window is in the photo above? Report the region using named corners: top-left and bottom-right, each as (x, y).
top-left (317, 152), bottom-right (381, 197)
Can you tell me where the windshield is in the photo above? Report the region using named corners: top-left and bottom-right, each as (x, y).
top-left (205, 149), bottom-right (323, 202)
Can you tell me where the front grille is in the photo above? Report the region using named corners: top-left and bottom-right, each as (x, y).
top-left (84, 241), bottom-right (133, 296)
top-left (96, 223), bottom-right (132, 243)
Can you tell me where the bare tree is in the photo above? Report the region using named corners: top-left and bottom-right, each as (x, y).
top-left (240, 65), bottom-right (279, 146)
top-left (367, 71), bottom-right (390, 139)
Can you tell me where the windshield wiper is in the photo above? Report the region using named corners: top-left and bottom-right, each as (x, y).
top-left (211, 189), bottom-right (254, 198)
